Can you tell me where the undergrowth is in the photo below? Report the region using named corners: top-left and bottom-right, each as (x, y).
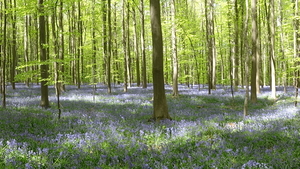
top-left (0, 84), bottom-right (299, 168)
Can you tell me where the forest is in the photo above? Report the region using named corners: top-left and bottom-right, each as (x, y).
top-left (0, 0), bottom-right (300, 168)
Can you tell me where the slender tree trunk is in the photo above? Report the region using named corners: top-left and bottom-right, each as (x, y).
top-left (24, 13), bottom-right (30, 87)
top-left (294, 0), bottom-right (300, 106)
top-left (122, 0), bottom-right (128, 92)
top-left (256, 5), bottom-right (261, 94)
top-left (279, 0), bottom-right (287, 93)
top-left (39, 0), bottom-right (50, 108)
top-left (141, 0), bottom-right (147, 88)
top-left (266, 0), bottom-right (276, 99)
top-left (51, 4), bottom-right (62, 119)
top-left (250, 0), bottom-right (258, 103)
top-left (10, 0), bottom-right (17, 90)
top-left (77, 0), bottom-right (82, 89)
top-left (234, 0), bottom-right (239, 91)
top-left (113, 2), bottom-right (120, 85)
top-left (59, 0), bottom-right (65, 91)
top-left (133, 7), bottom-right (141, 87)
top-left (108, 0), bottom-right (112, 93)
top-left (1, 0), bottom-right (7, 108)
top-left (150, 0), bottom-right (171, 121)
top-left (227, 0), bottom-right (235, 98)
top-left (205, 0), bottom-right (216, 94)
top-left (171, 0), bottom-right (178, 97)
top-left (243, 0), bottom-right (249, 117)
top-left (126, 3), bottom-right (131, 87)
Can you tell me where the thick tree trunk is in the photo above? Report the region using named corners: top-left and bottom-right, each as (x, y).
top-left (150, 0), bottom-right (171, 121)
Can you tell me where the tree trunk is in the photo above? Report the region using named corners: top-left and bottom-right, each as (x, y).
top-left (51, 4), bottom-right (62, 119)
top-left (141, 0), bottom-right (147, 88)
top-left (126, 3), bottom-right (131, 88)
top-left (39, 0), bottom-right (50, 108)
top-left (1, 0), bottom-right (7, 108)
top-left (205, 0), bottom-right (216, 94)
top-left (279, 0), bottom-right (287, 93)
top-left (59, 0), bottom-right (65, 91)
top-left (150, 0), bottom-right (171, 121)
top-left (122, 0), bottom-right (128, 92)
top-left (77, 0), bottom-right (82, 89)
top-left (171, 0), bottom-right (179, 97)
top-left (294, 0), bottom-right (300, 106)
top-left (133, 7), bottom-right (141, 87)
top-left (251, 0), bottom-right (258, 103)
top-left (234, 0), bottom-right (239, 91)
top-left (243, 0), bottom-right (249, 117)
top-left (10, 0), bottom-right (17, 90)
top-left (24, 13), bottom-right (30, 87)
top-left (266, 0), bottom-right (276, 99)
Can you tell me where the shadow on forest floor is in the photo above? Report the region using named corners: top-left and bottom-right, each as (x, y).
top-left (1, 83), bottom-right (299, 168)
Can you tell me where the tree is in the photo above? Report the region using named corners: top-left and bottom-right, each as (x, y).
top-left (1, 0), bottom-right (7, 108)
top-left (294, 0), bottom-right (300, 106)
top-left (39, 0), bottom-right (50, 108)
top-left (243, 0), bottom-right (250, 117)
top-left (205, 0), bottom-right (217, 94)
top-left (140, 0), bottom-right (147, 88)
top-left (171, 0), bottom-right (179, 97)
top-left (122, 0), bottom-right (128, 92)
top-left (133, 6), bottom-right (141, 87)
top-left (251, 0), bottom-right (258, 103)
top-left (102, 0), bottom-right (112, 93)
top-left (266, 0), bottom-right (276, 99)
top-left (10, 0), bottom-right (17, 90)
top-left (150, 0), bottom-right (171, 121)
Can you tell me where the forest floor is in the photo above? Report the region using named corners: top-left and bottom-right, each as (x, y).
top-left (0, 83), bottom-right (299, 168)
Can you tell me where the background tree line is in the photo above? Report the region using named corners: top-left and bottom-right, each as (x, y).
top-left (0, 0), bottom-right (299, 112)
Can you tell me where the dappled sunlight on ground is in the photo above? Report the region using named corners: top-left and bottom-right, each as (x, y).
top-left (1, 83), bottom-right (299, 168)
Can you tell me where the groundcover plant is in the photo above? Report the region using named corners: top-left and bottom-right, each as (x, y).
top-left (0, 83), bottom-right (299, 168)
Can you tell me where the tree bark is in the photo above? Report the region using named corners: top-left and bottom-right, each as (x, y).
top-left (122, 0), bottom-right (128, 92)
top-left (77, 0), bottom-right (83, 89)
top-left (266, 0), bottom-right (276, 99)
top-left (1, 0), bottom-right (7, 108)
top-left (150, 0), bottom-right (171, 121)
top-left (294, 0), bottom-right (300, 106)
top-left (205, 0), bottom-right (217, 94)
top-left (141, 0), bottom-right (147, 88)
top-left (243, 0), bottom-right (249, 117)
top-left (234, 0), bottom-right (239, 91)
top-left (251, 0), bottom-right (258, 103)
top-left (133, 7), bottom-right (141, 87)
top-left (39, 0), bottom-right (50, 108)
top-left (171, 0), bottom-right (179, 97)
top-left (10, 0), bottom-right (17, 90)
top-left (126, 3), bottom-right (131, 88)
top-left (59, 0), bottom-right (65, 91)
